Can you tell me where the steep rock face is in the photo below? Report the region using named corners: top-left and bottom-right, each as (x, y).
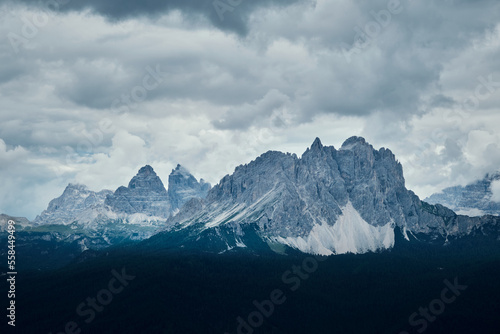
top-left (425, 173), bottom-right (500, 216)
top-left (168, 164), bottom-right (211, 213)
top-left (105, 165), bottom-right (171, 218)
top-left (33, 184), bottom-right (113, 225)
top-left (105, 164), bottom-right (210, 218)
top-left (165, 137), bottom-right (498, 255)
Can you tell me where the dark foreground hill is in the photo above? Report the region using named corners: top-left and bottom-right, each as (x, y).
top-left (3, 232), bottom-right (500, 334)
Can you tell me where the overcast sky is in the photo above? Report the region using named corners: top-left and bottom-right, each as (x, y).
top-left (1, 0), bottom-right (500, 219)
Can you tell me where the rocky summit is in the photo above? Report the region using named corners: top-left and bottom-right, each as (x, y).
top-left (33, 183), bottom-right (113, 226)
top-left (105, 165), bottom-right (171, 217)
top-left (168, 164), bottom-right (211, 214)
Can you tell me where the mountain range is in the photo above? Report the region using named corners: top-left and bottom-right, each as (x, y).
top-left (4, 136), bottom-right (500, 334)
top-left (3, 137), bottom-right (500, 264)
top-left (34, 163), bottom-right (210, 226)
top-left (1, 164), bottom-right (210, 257)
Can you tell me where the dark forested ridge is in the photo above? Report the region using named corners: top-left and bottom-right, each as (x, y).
top-left (2, 231), bottom-right (500, 334)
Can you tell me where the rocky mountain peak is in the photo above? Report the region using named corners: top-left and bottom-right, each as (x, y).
top-left (34, 183), bottom-right (113, 225)
top-left (168, 165), bottom-right (211, 212)
top-left (65, 183), bottom-right (88, 191)
top-left (137, 165), bottom-right (155, 176)
top-left (340, 136), bottom-right (369, 150)
top-left (106, 165), bottom-right (170, 217)
top-left (170, 164), bottom-right (192, 178)
top-left (311, 137), bottom-right (323, 150)
top-left (127, 165), bottom-right (166, 193)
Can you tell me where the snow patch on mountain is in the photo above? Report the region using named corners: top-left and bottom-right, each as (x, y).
top-left (402, 226), bottom-right (410, 241)
top-left (235, 238), bottom-right (247, 248)
top-left (272, 202), bottom-right (395, 255)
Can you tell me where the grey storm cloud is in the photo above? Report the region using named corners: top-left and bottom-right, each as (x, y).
top-left (1, 0), bottom-right (500, 219)
top-left (1, 0), bottom-right (307, 35)
top-left (3, 0), bottom-right (500, 122)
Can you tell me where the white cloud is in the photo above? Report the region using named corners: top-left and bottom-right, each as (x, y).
top-left (491, 180), bottom-right (500, 203)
